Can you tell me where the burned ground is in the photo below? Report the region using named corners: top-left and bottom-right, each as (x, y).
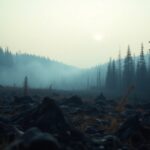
top-left (0, 87), bottom-right (150, 150)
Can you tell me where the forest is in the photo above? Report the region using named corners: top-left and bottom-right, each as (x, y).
top-left (0, 44), bottom-right (150, 100)
top-left (101, 44), bottom-right (150, 100)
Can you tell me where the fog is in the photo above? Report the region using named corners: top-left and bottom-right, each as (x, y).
top-left (1, 45), bottom-right (150, 100)
top-left (0, 48), bottom-right (105, 90)
top-left (0, 0), bottom-right (150, 67)
top-left (0, 47), bottom-right (109, 91)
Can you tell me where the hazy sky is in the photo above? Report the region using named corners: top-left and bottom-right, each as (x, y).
top-left (0, 0), bottom-right (150, 68)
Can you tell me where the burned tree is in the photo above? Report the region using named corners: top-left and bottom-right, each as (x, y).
top-left (23, 76), bottom-right (29, 96)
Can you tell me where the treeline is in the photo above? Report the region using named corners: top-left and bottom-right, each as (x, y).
top-left (0, 47), bottom-right (81, 89)
top-left (1, 45), bottom-right (150, 98)
top-left (0, 46), bottom-right (62, 67)
top-left (0, 47), bottom-right (14, 68)
top-left (96, 43), bottom-right (150, 99)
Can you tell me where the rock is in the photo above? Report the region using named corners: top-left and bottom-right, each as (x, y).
top-left (85, 126), bottom-right (99, 134)
top-left (35, 97), bottom-right (70, 134)
top-left (0, 120), bottom-right (21, 149)
top-left (95, 93), bottom-right (106, 102)
top-left (116, 112), bottom-right (150, 148)
top-left (140, 112), bottom-right (150, 127)
top-left (15, 97), bottom-right (70, 134)
top-left (69, 128), bottom-right (86, 141)
top-left (12, 97), bottom-right (92, 150)
top-left (6, 128), bottom-right (60, 150)
top-left (60, 95), bottom-right (83, 106)
top-left (139, 112), bottom-right (150, 144)
top-left (94, 93), bottom-right (107, 109)
top-left (139, 144), bottom-right (150, 150)
top-left (82, 105), bottom-right (100, 116)
top-left (141, 103), bottom-right (150, 110)
top-left (98, 135), bottom-right (121, 150)
top-left (116, 114), bottom-right (140, 140)
top-left (13, 96), bottom-right (34, 104)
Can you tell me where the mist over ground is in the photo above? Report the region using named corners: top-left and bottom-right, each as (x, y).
top-left (1, 44), bottom-right (150, 101)
top-left (0, 47), bottom-right (106, 90)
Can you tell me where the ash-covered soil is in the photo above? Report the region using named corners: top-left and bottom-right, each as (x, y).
top-left (0, 87), bottom-right (150, 150)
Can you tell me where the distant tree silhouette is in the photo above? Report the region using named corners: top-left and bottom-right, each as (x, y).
top-left (0, 47), bottom-right (13, 67)
top-left (136, 44), bottom-right (147, 97)
top-left (5, 47), bottom-right (14, 67)
top-left (117, 51), bottom-right (122, 94)
top-left (105, 59), bottom-right (117, 94)
top-left (105, 58), bottom-right (112, 91)
top-left (148, 49), bottom-right (150, 95)
top-left (96, 65), bottom-right (101, 90)
top-left (104, 44), bottom-right (150, 99)
top-left (0, 47), bottom-right (3, 55)
top-left (111, 60), bottom-right (117, 93)
top-left (0, 47), bottom-right (5, 66)
top-left (122, 45), bottom-right (135, 91)
top-left (24, 76), bottom-right (29, 96)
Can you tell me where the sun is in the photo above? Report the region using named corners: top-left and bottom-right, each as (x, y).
top-left (93, 34), bottom-right (103, 41)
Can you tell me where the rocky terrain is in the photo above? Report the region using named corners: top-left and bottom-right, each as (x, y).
top-left (0, 88), bottom-right (150, 150)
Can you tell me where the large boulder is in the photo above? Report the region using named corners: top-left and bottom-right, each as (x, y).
top-left (0, 118), bottom-right (22, 149)
top-left (6, 128), bottom-right (60, 150)
top-left (94, 93), bottom-right (106, 107)
top-left (116, 112), bottom-right (150, 149)
top-left (116, 114), bottom-right (141, 140)
top-left (14, 97), bottom-right (70, 134)
top-left (95, 93), bottom-right (106, 101)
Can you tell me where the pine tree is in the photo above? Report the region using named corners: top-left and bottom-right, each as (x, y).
top-left (123, 45), bottom-right (135, 91)
top-left (148, 49), bottom-right (150, 94)
top-left (96, 65), bottom-right (101, 90)
top-left (117, 50), bottom-right (122, 94)
top-left (148, 49), bottom-right (150, 72)
top-left (0, 47), bottom-right (5, 66)
top-left (136, 43), bottom-right (147, 97)
top-left (111, 60), bottom-right (117, 93)
top-left (105, 59), bottom-right (117, 94)
top-left (105, 58), bottom-right (112, 91)
top-left (87, 74), bottom-right (90, 90)
top-left (4, 47), bottom-right (14, 67)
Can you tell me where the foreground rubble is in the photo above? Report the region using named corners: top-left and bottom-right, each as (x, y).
top-left (0, 93), bottom-right (150, 150)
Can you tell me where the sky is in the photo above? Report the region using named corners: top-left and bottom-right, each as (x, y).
top-left (0, 0), bottom-right (150, 68)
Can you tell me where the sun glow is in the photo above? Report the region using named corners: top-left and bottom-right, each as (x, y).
top-left (0, 0), bottom-right (150, 67)
top-left (93, 34), bottom-right (103, 41)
